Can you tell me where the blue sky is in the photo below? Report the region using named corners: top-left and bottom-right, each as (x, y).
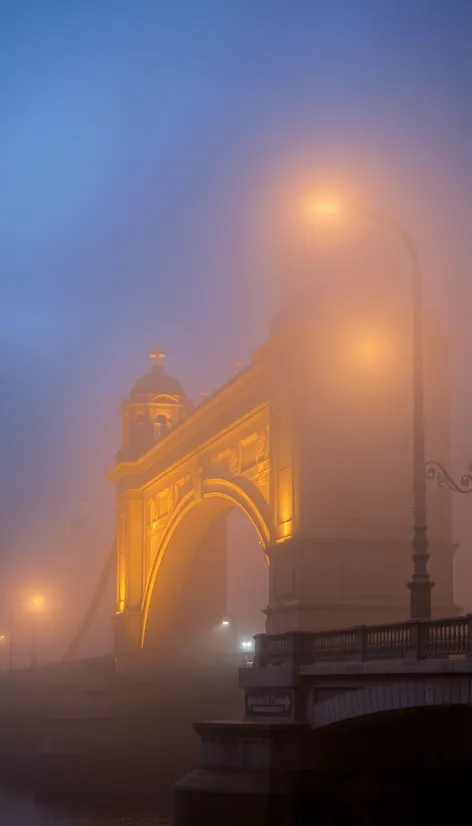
top-left (1, 0), bottom-right (471, 596)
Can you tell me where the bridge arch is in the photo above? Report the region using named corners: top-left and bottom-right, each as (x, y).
top-left (309, 702), bottom-right (472, 821)
top-left (312, 677), bottom-right (472, 729)
top-left (141, 475), bottom-right (272, 650)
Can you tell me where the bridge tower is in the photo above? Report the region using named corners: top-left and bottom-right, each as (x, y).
top-left (171, 220), bottom-right (462, 826)
top-left (118, 348), bottom-right (190, 461)
top-left (264, 224), bottom-right (458, 633)
top-left (110, 234), bottom-right (457, 665)
top-left (113, 350), bottom-right (227, 661)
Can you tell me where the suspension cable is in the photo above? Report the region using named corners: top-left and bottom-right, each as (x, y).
top-left (62, 538), bottom-right (116, 662)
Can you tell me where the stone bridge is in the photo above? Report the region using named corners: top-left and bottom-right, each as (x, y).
top-left (243, 612), bottom-right (472, 728)
top-left (175, 614), bottom-right (472, 825)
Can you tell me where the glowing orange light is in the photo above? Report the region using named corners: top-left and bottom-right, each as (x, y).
top-left (277, 520), bottom-right (293, 541)
top-left (295, 195), bottom-right (345, 229)
top-left (356, 337), bottom-right (383, 361)
top-left (312, 199), bottom-right (341, 217)
top-left (353, 334), bottom-right (394, 365)
top-left (30, 594), bottom-right (46, 612)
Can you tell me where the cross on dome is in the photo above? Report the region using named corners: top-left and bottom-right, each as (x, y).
top-left (149, 347), bottom-right (167, 368)
top-left (130, 346), bottom-right (185, 400)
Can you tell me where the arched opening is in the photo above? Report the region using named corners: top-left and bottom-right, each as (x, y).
top-left (142, 485), bottom-right (270, 659)
top-left (226, 508), bottom-right (268, 647)
top-left (308, 706), bottom-right (472, 824)
top-left (153, 414), bottom-right (168, 441)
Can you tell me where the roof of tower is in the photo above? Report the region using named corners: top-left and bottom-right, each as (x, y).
top-left (130, 361), bottom-right (186, 400)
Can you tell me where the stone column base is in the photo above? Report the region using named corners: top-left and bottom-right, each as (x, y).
top-left (174, 720), bottom-right (316, 826)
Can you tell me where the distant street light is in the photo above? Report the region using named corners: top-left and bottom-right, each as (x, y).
top-left (0, 632), bottom-right (12, 673)
top-left (0, 634), bottom-right (6, 674)
top-left (28, 593), bottom-right (47, 668)
top-left (311, 197), bottom-right (433, 619)
top-left (241, 638), bottom-right (255, 666)
top-left (30, 594), bottom-right (46, 612)
top-left (219, 617), bottom-right (238, 647)
top-left (312, 199), bottom-right (342, 217)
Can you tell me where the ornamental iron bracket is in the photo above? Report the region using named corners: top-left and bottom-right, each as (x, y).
top-left (426, 461), bottom-right (472, 494)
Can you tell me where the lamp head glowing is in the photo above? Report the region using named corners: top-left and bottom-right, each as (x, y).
top-left (30, 594), bottom-right (46, 612)
top-left (296, 195), bottom-right (345, 228)
top-left (313, 199), bottom-right (341, 217)
top-left (353, 334), bottom-right (395, 367)
top-left (241, 639), bottom-right (254, 651)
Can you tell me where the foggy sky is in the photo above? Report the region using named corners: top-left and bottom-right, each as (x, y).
top-left (1, 0), bottom-right (471, 630)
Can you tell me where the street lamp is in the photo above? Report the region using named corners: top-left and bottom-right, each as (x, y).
top-left (28, 593), bottom-right (46, 668)
top-left (0, 632), bottom-right (13, 672)
top-left (219, 617), bottom-right (239, 651)
top-left (311, 198), bottom-right (433, 619)
top-left (31, 595), bottom-right (45, 611)
top-left (312, 200), bottom-right (341, 217)
top-left (240, 638), bottom-right (254, 666)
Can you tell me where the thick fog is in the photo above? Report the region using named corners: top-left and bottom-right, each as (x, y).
top-left (0, 0), bottom-right (471, 667)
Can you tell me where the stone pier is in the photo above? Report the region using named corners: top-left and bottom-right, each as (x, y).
top-left (174, 616), bottom-right (472, 825)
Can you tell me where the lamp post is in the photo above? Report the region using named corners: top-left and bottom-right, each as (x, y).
top-left (0, 634), bottom-right (8, 673)
top-left (219, 617), bottom-right (239, 654)
top-left (312, 200), bottom-right (433, 619)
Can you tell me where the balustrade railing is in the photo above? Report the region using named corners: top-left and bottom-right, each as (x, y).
top-left (263, 635), bottom-right (290, 665)
top-left (312, 628), bottom-right (356, 660)
top-left (422, 616), bottom-right (469, 658)
top-left (365, 622), bottom-right (410, 660)
top-left (255, 615), bottom-right (472, 667)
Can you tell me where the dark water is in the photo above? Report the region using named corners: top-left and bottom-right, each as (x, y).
top-left (0, 788), bottom-right (171, 825)
top-left (0, 785), bottom-right (465, 826)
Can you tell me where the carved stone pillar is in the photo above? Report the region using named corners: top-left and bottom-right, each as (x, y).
top-left (114, 489), bottom-right (144, 657)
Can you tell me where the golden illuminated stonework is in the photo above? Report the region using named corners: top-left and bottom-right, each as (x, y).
top-left (109, 314), bottom-right (458, 661)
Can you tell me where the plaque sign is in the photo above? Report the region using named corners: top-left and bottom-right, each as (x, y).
top-left (245, 689), bottom-right (292, 717)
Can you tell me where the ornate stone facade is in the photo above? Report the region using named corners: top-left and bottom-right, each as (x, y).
top-left (110, 309), bottom-right (457, 660)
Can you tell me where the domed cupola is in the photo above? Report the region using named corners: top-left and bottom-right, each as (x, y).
top-left (119, 348), bottom-right (191, 460)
